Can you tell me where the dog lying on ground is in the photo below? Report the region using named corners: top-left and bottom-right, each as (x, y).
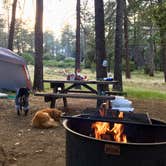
top-left (31, 108), bottom-right (62, 128)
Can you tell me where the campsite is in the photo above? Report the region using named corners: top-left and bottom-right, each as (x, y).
top-left (0, 66), bottom-right (166, 166)
top-left (0, 92), bottom-right (166, 166)
top-left (0, 0), bottom-right (166, 166)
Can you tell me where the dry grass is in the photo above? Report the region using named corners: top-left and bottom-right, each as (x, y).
top-left (28, 65), bottom-right (166, 98)
top-left (28, 65), bottom-right (96, 81)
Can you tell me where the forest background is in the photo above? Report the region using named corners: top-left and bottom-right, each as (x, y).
top-left (0, 0), bottom-right (166, 98)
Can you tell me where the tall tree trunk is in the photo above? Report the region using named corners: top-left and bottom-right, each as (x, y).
top-left (33, 0), bottom-right (43, 91)
top-left (8, 0), bottom-right (17, 50)
top-left (148, 25), bottom-right (155, 76)
top-left (158, 0), bottom-right (166, 82)
top-left (149, 0), bottom-right (155, 77)
top-left (160, 29), bottom-right (166, 82)
top-left (94, 0), bottom-right (108, 106)
top-left (113, 0), bottom-right (124, 91)
top-left (75, 0), bottom-right (81, 74)
top-left (124, 0), bottom-right (131, 79)
top-left (144, 0), bottom-right (155, 77)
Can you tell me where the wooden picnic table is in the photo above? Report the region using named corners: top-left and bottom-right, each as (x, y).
top-left (43, 79), bottom-right (118, 84)
top-left (34, 79), bottom-right (123, 108)
top-left (44, 79), bottom-right (118, 93)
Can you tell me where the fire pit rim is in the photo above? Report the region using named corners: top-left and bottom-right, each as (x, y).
top-left (62, 119), bottom-right (166, 146)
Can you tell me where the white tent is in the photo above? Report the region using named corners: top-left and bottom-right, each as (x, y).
top-left (0, 47), bottom-right (32, 91)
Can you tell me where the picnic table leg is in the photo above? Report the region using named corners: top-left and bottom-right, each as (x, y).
top-left (97, 99), bottom-right (104, 108)
top-left (44, 96), bottom-right (56, 108)
top-left (50, 98), bottom-right (56, 108)
top-left (63, 97), bottom-right (67, 107)
top-left (50, 97), bottom-right (67, 108)
top-left (97, 98), bottom-right (111, 108)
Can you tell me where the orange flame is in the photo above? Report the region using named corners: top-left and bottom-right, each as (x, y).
top-left (91, 122), bottom-right (110, 139)
top-left (91, 112), bottom-right (127, 143)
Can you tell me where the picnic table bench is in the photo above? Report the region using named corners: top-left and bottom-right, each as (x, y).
top-left (35, 92), bottom-right (116, 108)
top-left (34, 79), bottom-right (125, 108)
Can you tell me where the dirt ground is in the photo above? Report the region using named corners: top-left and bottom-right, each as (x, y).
top-left (0, 95), bottom-right (166, 166)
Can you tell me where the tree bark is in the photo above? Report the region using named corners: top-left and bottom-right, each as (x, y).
top-left (158, 0), bottom-right (166, 82)
top-left (160, 30), bottom-right (166, 82)
top-left (75, 0), bottom-right (81, 74)
top-left (113, 0), bottom-right (124, 91)
top-left (94, 0), bottom-right (108, 106)
top-left (148, 27), bottom-right (155, 76)
top-left (94, 0), bottom-right (107, 78)
top-left (33, 0), bottom-right (44, 91)
top-left (8, 0), bottom-right (17, 51)
top-left (124, 0), bottom-right (131, 79)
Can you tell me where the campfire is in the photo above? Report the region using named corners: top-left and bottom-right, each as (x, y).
top-left (91, 111), bottom-right (127, 143)
top-left (62, 111), bottom-right (166, 166)
top-left (62, 104), bottom-right (166, 166)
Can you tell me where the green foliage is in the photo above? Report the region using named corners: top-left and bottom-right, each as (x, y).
top-left (152, 2), bottom-right (166, 31)
top-left (43, 31), bottom-right (55, 55)
top-left (14, 19), bottom-right (34, 52)
top-left (122, 60), bottom-right (136, 72)
top-left (55, 54), bottom-right (65, 61)
top-left (154, 55), bottom-right (162, 71)
top-left (43, 60), bottom-right (59, 67)
top-left (60, 24), bottom-right (75, 57)
top-left (64, 57), bottom-right (75, 63)
top-left (0, 17), bottom-right (7, 47)
top-left (84, 47), bottom-right (95, 68)
top-left (43, 59), bottom-right (75, 68)
top-left (63, 58), bottom-right (75, 67)
top-left (21, 52), bottom-right (34, 65)
top-left (43, 53), bottom-right (54, 60)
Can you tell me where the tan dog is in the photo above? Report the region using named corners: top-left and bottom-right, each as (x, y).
top-left (32, 108), bottom-right (62, 128)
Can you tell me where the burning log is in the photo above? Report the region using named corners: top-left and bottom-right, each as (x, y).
top-left (91, 111), bottom-right (127, 143)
